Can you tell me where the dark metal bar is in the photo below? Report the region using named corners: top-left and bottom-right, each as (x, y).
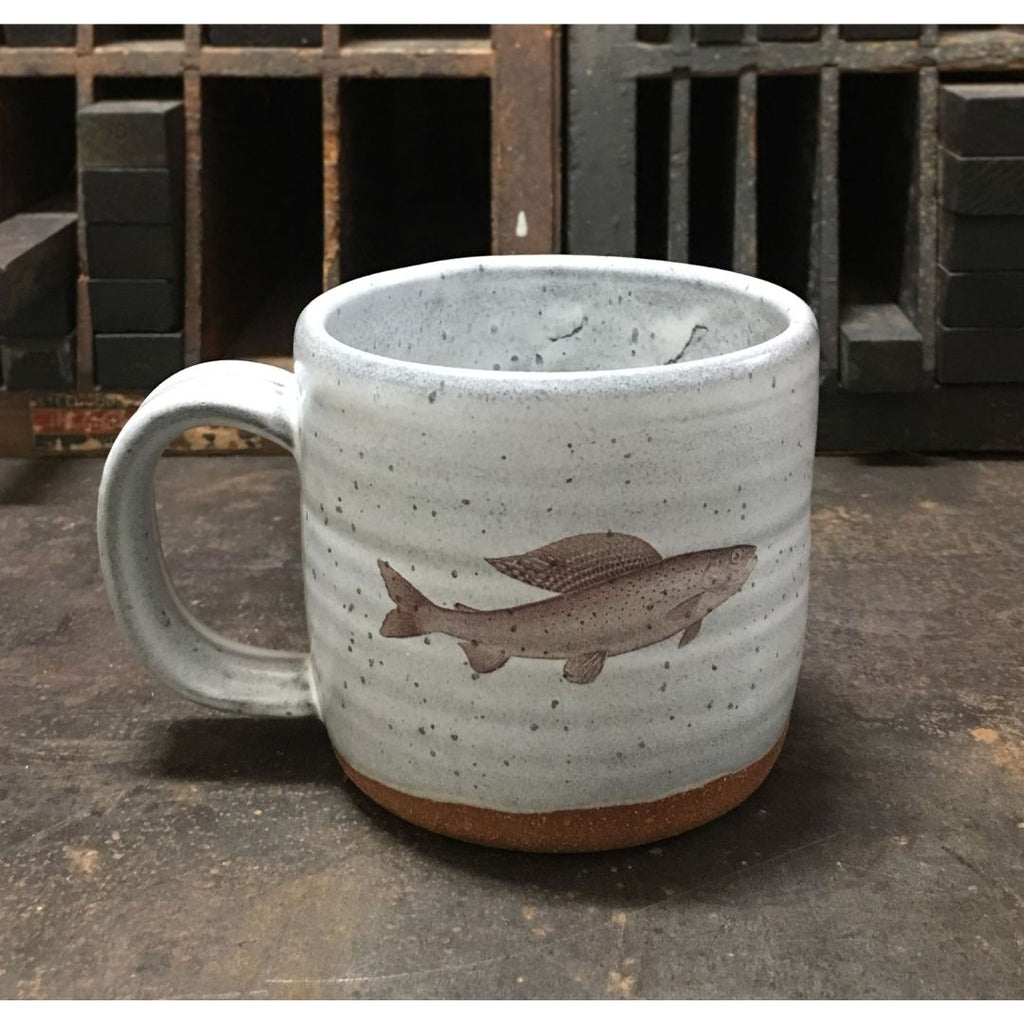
top-left (182, 70), bottom-right (202, 365)
top-left (732, 68), bottom-right (757, 275)
top-left (816, 66), bottom-right (840, 372)
top-left (567, 25), bottom-right (636, 256)
top-left (74, 59), bottom-right (94, 390)
top-left (666, 72), bottom-right (691, 263)
top-left (912, 66), bottom-right (939, 373)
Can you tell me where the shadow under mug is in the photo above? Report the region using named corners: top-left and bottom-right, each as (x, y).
top-left (97, 255), bottom-right (819, 852)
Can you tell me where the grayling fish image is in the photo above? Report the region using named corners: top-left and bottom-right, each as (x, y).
top-left (378, 532), bottom-right (757, 684)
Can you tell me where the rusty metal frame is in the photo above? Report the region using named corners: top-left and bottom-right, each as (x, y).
top-left (0, 25), bottom-right (562, 454)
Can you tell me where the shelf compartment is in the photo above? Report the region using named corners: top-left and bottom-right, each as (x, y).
top-left (200, 77), bottom-right (322, 361)
top-left (838, 72), bottom-right (917, 306)
top-left (2, 26), bottom-right (76, 47)
top-left (0, 77), bottom-right (76, 218)
top-left (688, 76), bottom-right (738, 272)
top-left (756, 74), bottom-right (819, 301)
top-left (337, 77), bottom-right (490, 282)
top-left (341, 25), bottom-right (490, 43)
top-left (634, 77), bottom-right (671, 259)
top-left (92, 26), bottom-right (184, 46)
top-left (205, 26), bottom-right (322, 48)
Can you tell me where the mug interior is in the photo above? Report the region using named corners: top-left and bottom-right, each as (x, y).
top-left (322, 259), bottom-right (794, 373)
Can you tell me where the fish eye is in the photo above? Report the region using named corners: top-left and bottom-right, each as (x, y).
top-left (730, 549), bottom-right (742, 564)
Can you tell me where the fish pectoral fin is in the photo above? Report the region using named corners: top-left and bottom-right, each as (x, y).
top-left (459, 641), bottom-right (509, 674)
top-left (563, 651), bottom-right (607, 685)
top-left (678, 619), bottom-right (702, 647)
top-left (667, 592), bottom-right (705, 627)
top-left (486, 532), bottom-right (662, 594)
top-left (453, 601), bottom-right (479, 612)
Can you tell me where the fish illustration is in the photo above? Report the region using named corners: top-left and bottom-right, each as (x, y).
top-left (377, 532), bottom-right (757, 684)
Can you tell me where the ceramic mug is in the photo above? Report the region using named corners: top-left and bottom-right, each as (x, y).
top-left (97, 255), bottom-right (819, 853)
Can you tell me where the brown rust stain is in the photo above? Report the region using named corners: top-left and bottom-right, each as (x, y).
top-left (321, 75), bottom-right (341, 290)
top-left (970, 725), bottom-right (1024, 779)
top-left (63, 846), bottom-right (99, 875)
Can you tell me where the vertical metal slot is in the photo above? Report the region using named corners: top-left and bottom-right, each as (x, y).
top-left (839, 73), bottom-right (917, 305)
top-left (635, 77), bottom-right (671, 260)
top-left (838, 72), bottom-right (926, 392)
top-left (756, 74), bottom-right (819, 301)
top-left (337, 78), bottom-right (491, 282)
top-left (688, 75), bottom-right (738, 272)
top-left (200, 78), bottom-right (323, 361)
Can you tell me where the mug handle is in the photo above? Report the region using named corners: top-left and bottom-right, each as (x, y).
top-left (97, 360), bottom-right (316, 718)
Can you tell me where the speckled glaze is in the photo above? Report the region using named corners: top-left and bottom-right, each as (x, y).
top-left (98, 255), bottom-right (819, 852)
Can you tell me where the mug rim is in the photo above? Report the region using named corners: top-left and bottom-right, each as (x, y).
top-left (296, 254), bottom-right (818, 392)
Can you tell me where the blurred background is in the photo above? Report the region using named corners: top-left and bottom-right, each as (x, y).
top-left (1, 23), bottom-right (1022, 454)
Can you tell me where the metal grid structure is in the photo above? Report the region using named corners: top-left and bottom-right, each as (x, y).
top-left (567, 25), bottom-right (1024, 450)
top-left (0, 25), bottom-right (561, 454)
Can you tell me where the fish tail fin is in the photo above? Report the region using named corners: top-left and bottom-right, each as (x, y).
top-left (378, 560), bottom-right (432, 638)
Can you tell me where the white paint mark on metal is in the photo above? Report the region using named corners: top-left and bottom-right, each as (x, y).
top-left (516, 210), bottom-right (529, 238)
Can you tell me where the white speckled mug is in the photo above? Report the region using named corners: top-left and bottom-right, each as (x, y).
top-left (98, 255), bottom-right (818, 852)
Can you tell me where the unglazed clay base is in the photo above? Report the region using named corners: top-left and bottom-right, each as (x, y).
top-left (337, 725), bottom-right (788, 853)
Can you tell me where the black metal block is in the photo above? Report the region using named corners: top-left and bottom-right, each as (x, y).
top-left (939, 211), bottom-right (1024, 271)
top-left (88, 279), bottom-right (181, 333)
top-left (94, 332), bottom-right (184, 389)
top-left (840, 25), bottom-right (921, 40)
top-left (839, 303), bottom-right (928, 393)
top-left (86, 224), bottom-right (182, 279)
top-left (205, 25), bottom-right (321, 47)
top-left (0, 283), bottom-right (75, 337)
top-left (82, 168), bottom-right (181, 224)
top-left (940, 83), bottom-right (1024, 156)
top-left (77, 100), bottom-right (184, 169)
top-left (937, 323), bottom-right (1024, 383)
top-left (0, 212), bottom-right (77, 322)
top-left (941, 150), bottom-right (1024, 216)
top-left (757, 26), bottom-right (821, 41)
top-left (0, 331), bottom-right (75, 389)
top-left (693, 26), bottom-right (745, 44)
top-left (2, 25), bottom-right (76, 46)
top-left (939, 267), bottom-right (1024, 327)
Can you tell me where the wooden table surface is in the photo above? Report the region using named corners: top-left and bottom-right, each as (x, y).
top-left (1, 454), bottom-right (1021, 998)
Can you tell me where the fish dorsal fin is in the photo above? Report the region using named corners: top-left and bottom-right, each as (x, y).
top-left (485, 532), bottom-right (662, 594)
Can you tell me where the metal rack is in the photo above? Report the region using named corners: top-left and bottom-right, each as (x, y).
top-left (0, 25), bottom-right (561, 454)
top-left (567, 25), bottom-right (1024, 450)
top-left (3, 25), bottom-right (1023, 454)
